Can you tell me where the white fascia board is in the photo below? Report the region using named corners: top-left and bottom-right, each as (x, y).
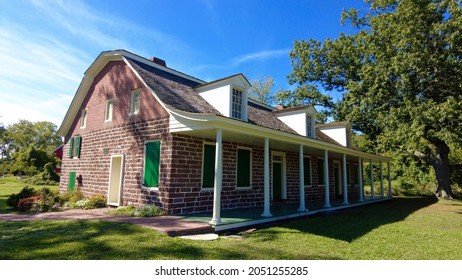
top-left (168, 109), bottom-right (391, 162)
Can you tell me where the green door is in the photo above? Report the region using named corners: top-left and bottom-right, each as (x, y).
top-left (272, 162), bottom-right (282, 200)
top-left (68, 171), bottom-right (76, 191)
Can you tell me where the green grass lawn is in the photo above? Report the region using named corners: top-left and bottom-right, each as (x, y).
top-left (0, 176), bottom-right (59, 213)
top-left (1, 177), bottom-right (461, 259)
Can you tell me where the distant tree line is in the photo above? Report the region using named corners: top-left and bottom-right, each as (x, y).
top-left (0, 120), bottom-right (62, 183)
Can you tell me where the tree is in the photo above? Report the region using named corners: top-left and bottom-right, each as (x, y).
top-left (288, 0), bottom-right (462, 198)
top-left (248, 76), bottom-right (276, 105)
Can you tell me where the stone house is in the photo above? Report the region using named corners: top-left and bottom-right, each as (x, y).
top-left (57, 50), bottom-right (391, 225)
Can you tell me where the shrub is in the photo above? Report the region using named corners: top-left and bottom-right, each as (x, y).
top-left (7, 186), bottom-right (37, 208)
top-left (61, 189), bottom-right (85, 204)
top-left (133, 205), bottom-right (165, 217)
top-left (36, 187), bottom-right (61, 212)
top-left (17, 196), bottom-right (41, 212)
top-left (108, 205), bottom-right (136, 216)
top-left (86, 194), bottom-right (106, 209)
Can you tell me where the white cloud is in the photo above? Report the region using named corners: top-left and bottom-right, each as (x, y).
top-left (231, 48), bottom-right (292, 67)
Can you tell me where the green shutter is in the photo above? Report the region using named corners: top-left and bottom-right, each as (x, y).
top-left (237, 149), bottom-right (251, 187)
top-left (317, 159), bottom-right (325, 185)
top-left (75, 136), bottom-right (81, 158)
top-left (202, 144), bottom-right (215, 188)
top-left (68, 171), bottom-right (76, 191)
top-left (303, 157), bottom-right (311, 185)
top-left (69, 137), bottom-right (74, 158)
top-left (144, 141), bottom-right (161, 187)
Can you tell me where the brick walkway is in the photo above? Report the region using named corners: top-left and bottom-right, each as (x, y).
top-left (0, 208), bottom-right (213, 236)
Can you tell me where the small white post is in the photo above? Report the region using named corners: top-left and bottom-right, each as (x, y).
top-left (388, 162), bottom-right (392, 198)
top-left (210, 128), bottom-right (223, 225)
top-left (262, 137), bottom-right (272, 217)
top-left (298, 144), bottom-right (306, 212)
top-left (380, 161), bottom-right (384, 198)
top-left (370, 159), bottom-right (375, 200)
top-left (358, 158), bottom-right (364, 202)
top-left (324, 150), bottom-right (331, 208)
top-left (342, 154), bottom-right (349, 205)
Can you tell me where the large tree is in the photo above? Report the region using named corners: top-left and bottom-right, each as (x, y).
top-left (287, 0), bottom-right (462, 198)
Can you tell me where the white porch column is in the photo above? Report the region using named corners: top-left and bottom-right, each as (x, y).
top-left (323, 150), bottom-right (331, 208)
top-left (388, 162), bottom-right (392, 198)
top-left (298, 144), bottom-right (306, 212)
top-left (358, 157), bottom-right (364, 202)
top-left (370, 159), bottom-right (375, 199)
top-left (210, 128), bottom-right (223, 225)
top-left (380, 161), bottom-right (384, 198)
top-left (342, 154), bottom-right (349, 205)
top-left (262, 137), bottom-right (272, 217)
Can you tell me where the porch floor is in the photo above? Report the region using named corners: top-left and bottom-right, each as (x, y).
top-left (176, 195), bottom-right (392, 232)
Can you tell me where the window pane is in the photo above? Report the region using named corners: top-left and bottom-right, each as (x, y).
top-left (144, 141), bottom-right (160, 187)
top-left (237, 149), bottom-right (251, 187)
top-left (202, 144), bottom-right (216, 188)
top-left (317, 158), bottom-right (324, 185)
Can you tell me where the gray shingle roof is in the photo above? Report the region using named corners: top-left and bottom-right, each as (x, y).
top-left (127, 58), bottom-right (221, 115)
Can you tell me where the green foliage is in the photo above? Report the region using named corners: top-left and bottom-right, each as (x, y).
top-left (287, 0), bottom-right (462, 196)
top-left (133, 205), bottom-right (165, 217)
top-left (7, 186), bottom-right (37, 208)
top-left (7, 186), bottom-right (62, 213)
top-left (108, 205), bottom-right (137, 216)
top-left (64, 192), bottom-right (106, 210)
top-left (248, 76), bottom-right (276, 105)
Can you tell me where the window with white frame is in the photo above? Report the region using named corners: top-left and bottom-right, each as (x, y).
top-left (232, 88), bottom-right (243, 119)
top-left (130, 91), bottom-right (141, 115)
top-left (303, 156), bottom-right (312, 186)
top-left (105, 99), bottom-right (114, 122)
top-left (80, 109), bottom-right (87, 128)
top-left (236, 148), bottom-right (252, 188)
top-left (306, 115), bottom-right (313, 138)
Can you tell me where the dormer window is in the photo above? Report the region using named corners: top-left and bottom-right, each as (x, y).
top-left (306, 115), bottom-right (313, 138)
top-left (232, 88), bottom-right (243, 119)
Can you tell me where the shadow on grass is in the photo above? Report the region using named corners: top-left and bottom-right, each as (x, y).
top-left (275, 196), bottom-right (438, 243)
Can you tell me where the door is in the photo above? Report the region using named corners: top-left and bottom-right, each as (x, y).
top-left (272, 161), bottom-right (282, 200)
top-left (68, 171), bottom-right (76, 191)
top-left (272, 153), bottom-right (285, 201)
top-left (108, 154), bottom-right (124, 206)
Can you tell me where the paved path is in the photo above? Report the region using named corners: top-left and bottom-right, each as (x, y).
top-left (0, 208), bottom-right (213, 236)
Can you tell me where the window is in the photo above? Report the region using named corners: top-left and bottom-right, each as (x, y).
top-left (303, 157), bottom-right (312, 186)
top-left (68, 135), bottom-right (82, 158)
top-left (80, 109), bottom-right (87, 128)
top-left (105, 100), bottom-right (114, 122)
top-left (202, 144), bottom-right (216, 189)
top-left (317, 158), bottom-right (325, 185)
top-left (130, 91), bottom-right (141, 115)
top-left (306, 115), bottom-right (313, 138)
top-left (237, 148), bottom-right (251, 188)
top-left (232, 88), bottom-right (243, 119)
top-left (351, 164), bottom-right (359, 185)
top-left (144, 141), bottom-right (161, 187)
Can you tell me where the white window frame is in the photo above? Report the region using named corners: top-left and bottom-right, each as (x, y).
top-left (231, 88), bottom-right (243, 120)
top-left (306, 113), bottom-right (315, 138)
top-left (105, 99), bottom-right (114, 122)
top-left (130, 90), bottom-right (141, 115)
top-left (80, 108), bottom-right (87, 128)
top-left (236, 147), bottom-right (252, 189)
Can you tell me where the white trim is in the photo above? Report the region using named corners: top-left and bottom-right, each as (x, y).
top-left (210, 128), bottom-right (223, 225)
top-left (262, 137), bottom-right (272, 217)
top-left (130, 89), bottom-right (141, 116)
top-left (271, 151), bottom-right (286, 200)
top-left (236, 146), bottom-right (252, 189)
top-left (142, 140), bottom-right (162, 188)
top-left (104, 99), bottom-right (114, 122)
top-left (107, 154), bottom-right (124, 206)
top-left (80, 108), bottom-right (87, 128)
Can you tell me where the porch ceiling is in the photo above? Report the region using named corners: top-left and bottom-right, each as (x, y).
top-left (172, 129), bottom-right (371, 162)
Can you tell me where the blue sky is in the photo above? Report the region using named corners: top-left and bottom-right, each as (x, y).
top-left (0, 0), bottom-right (366, 127)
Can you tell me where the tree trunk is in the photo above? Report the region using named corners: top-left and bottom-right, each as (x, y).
top-left (432, 141), bottom-right (453, 199)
